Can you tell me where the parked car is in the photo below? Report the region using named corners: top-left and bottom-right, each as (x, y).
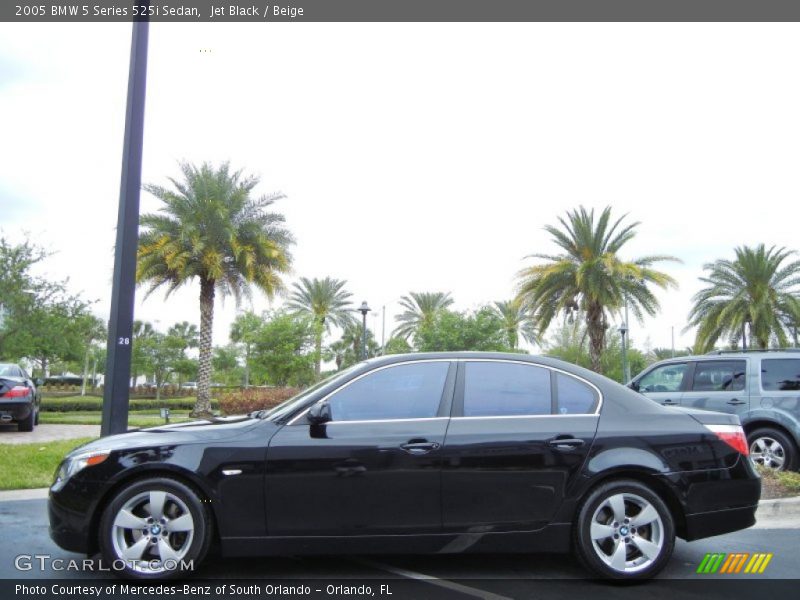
top-left (180, 382), bottom-right (197, 390)
top-left (48, 352), bottom-right (759, 581)
top-left (0, 362), bottom-right (42, 431)
top-left (629, 349), bottom-right (800, 471)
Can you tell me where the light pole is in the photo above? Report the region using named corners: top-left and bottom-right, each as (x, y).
top-left (619, 323), bottom-right (629, 384)
top-left (358, 301), bottom-right (371, 359)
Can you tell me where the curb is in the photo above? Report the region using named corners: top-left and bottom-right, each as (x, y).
top-left (0, 488), bottom-right (49, 501)
top-left (756, 496), bottom-right (800, 520)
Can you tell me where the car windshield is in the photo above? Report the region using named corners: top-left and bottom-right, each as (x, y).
top-left (0, 364), bottom-right (17, 377)
top-left (264, 363), bottom-right (364, 422)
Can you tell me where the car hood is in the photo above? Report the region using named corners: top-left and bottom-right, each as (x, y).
top-left (69, 415), bottom-right (265, 455)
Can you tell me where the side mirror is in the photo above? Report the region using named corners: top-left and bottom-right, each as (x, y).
top-left (307, 402), bottom-right (332, 425)
top-left (628, 380), bottom-right (640, 391)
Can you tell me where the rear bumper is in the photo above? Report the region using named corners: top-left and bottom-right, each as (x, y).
top-left (0, 400), bottom-right (32, 421)
top-left (683, 504), bottom-right (758, 541)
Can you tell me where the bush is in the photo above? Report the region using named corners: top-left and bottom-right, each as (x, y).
top-left (41, 397), bottom-right (219, 412)
top-left (219, 387), bottom-right (300, 415)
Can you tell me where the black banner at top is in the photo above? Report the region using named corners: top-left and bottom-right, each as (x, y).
top-left (5, 0), bottom-right (800, 23)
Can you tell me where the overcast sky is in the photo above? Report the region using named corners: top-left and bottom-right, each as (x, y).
top-left (1, 23), bottom-right (799, 357)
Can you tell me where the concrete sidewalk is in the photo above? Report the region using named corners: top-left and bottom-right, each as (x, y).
top-left (0, 424), bottom-right (99, 444)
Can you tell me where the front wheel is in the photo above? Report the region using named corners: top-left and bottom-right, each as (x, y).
top-left (574, 479), bottom-right (675, 580)
top-left (98, 477), bottom-right (211, 579)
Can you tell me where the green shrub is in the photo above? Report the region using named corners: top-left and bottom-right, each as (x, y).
top-left (219, 387), bottom-right (300, 415)
top-left (41, 397), bottom-right (219, 412)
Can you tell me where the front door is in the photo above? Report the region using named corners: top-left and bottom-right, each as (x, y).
top-left (681, 359), bottom-right (748, 417)
top-left (441, 361), bottom-right (599, 531)
top-left (265, 360), bottom-right (455, 536)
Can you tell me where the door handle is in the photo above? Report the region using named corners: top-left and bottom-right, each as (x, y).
top-left (727, 398), bottom-right (747, 406)
top-left (400, 441), bottom-right (440, 455)
top-left (547, 438), bottom-right (585, 450)
top-left (662, 399), bottom-right (678, 405)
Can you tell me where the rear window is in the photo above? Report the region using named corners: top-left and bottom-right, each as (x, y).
top-left (691, 360), bottom-right (746, 392)
top-left (463, 362), bottom-right (551, 417)
top-left (555, 373), bottom-right (598, 414)
top-left (761, 359), bottom-right (800, 391)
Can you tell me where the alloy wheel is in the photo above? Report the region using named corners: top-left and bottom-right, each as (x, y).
top-left (750, 436), bottom-right (786, 470)
top-left (111, 490), bottom-right (195, 574)
top-left (589, 492), bottom-right (665, 574)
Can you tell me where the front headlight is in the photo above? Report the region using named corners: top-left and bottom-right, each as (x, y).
top-left (52, 449), bottom-right (111, 489)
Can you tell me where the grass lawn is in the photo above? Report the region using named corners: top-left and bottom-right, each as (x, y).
top-left (40, 411), bottom-right (194, 427)
top-left (0, 438), bottom-right (95, 490)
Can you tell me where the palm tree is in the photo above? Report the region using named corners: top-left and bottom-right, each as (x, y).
top-left (287, 277), bottom-right (356, 379)
top-left (137, 162), bottom-right (294, 417)
top-left (393, 292), bottom-right (454, 341)
top-left (492, 299), bottom-right (538, 350)
top-left (687, 244), bottom-right (800, 351)
top-left (516, 206), bottom-right (678, 373)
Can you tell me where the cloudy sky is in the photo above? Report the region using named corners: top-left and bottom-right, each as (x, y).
top-left (1, 23), bottom-right (799, 356)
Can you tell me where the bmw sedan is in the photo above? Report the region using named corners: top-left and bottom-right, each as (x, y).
top-left (0, 362), bottom-right (41, 431)
top-left (48, 353), bottom-right (760, 580)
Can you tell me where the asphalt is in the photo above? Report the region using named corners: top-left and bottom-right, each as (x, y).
top-left (0, 498), bottom-right (796, 597)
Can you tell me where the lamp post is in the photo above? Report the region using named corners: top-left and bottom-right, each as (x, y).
top-left (619, 323), bottom-right (629, 384)
top-left (358, 301), bottom-right (371, 359)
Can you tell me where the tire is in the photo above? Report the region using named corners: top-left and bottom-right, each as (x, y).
top-left (18, 409), bottom-right (34, 432)
top-left (98, 477), bottom-right (211, 579)
top-left (574, 479), bottom-right (675, 580)
top-left (34, 409), bottom-right (39, 425)
top-left (748, 427), bottom-right (797, 472)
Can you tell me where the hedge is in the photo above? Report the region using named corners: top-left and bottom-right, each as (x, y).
top-left (218, 387), bottom-right (300, 415)
top-left (41, 397), bottom-right (219, 412)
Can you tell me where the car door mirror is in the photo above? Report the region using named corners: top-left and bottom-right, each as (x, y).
top-left (307, 401), bottom-right (332, 425)
top-left (628, 380), bottom-right (640, 391)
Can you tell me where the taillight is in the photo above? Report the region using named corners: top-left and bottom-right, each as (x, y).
top-left (705, 424), bottom-right (749, 456)
top-left (3, 386), bottom-right (30, 398)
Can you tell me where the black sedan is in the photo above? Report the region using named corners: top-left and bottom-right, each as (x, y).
top-left (0, 362), bottom-right (41, 431)
top-left (48, 353), bottom-right (760, 581)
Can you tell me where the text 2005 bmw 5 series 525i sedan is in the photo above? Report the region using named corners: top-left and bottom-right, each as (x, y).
top-left (49, 353), bottom-right (760, 581)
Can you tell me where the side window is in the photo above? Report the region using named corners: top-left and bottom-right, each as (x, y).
top-left (327, 362), bottom-right (449, 421)
top-left (761, 359), bottom-right (800, 391)
top-left (463, 362), bottom-right (551, 417)
top-left (691, 361), bottom-right (746, 392)
top-left (637, 363), bottom-right (687, 393)
top-left (555, 373), bottom-right (598, 414)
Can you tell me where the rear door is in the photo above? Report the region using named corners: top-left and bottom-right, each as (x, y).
top-left (441, 360), bottom-right (599, 532)
top-left (680, 359), bottom-right (748, 417)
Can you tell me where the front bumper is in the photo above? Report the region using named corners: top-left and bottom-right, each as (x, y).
top-left (48, 481), bottom-right (100, 554)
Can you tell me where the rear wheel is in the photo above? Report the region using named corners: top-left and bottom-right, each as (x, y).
top-left (18, 409), bottom-right (34, 432)
top-left (748, 427), bottom-right (796, 472)
top-left (574, 479), bottom-right (675, 580)
top-left (99, 477), bottom-right (211, 579)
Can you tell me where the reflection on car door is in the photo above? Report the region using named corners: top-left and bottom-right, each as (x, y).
top-left (441, 361), bottom-right (599, 532)
top-left (681, 359), bottom-right (749, 418)
top-left (265, 361), bottom-right (455, 536)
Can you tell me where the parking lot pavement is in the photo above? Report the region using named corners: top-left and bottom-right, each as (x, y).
top-left (1, 498), bottom-right (797, 594)
top-left (0, 424), bottom-right (99, 444)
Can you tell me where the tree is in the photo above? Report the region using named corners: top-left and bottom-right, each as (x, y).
top-left (287, 277), bottom-right (356, 380)
top-left (383, 335), bottom-right (413, 355)
top-left (516, 206), bottom-right (678, 373)
top-left (230, 311), bottom-right (264, 387)
top-left (415, 307), bottom-right (513, 352)
top-left (251, 311), bottom-right (316, 386)
top-left (544, 320), bottom-right (647, 383)
top-left (77, 314), bottom-right (106, 396)
top-left (167, 321), bottom-right (199, 386)
top-left (137, 332), bottom-right (184, 401)
top-left (329, 321), bottom-right (380, 369)
top-left (130, 320), bottom-right (155, 387)
top-left (137, 162), bottom-right (294, 416)
top-left (212, 345), bottom-right (243, 386)
top-left (492, 298), bottom-right (538, 350)
top-left (687, 244), bottom-right (800, 351)
top-left (393, 292), bottom-right (454, 340)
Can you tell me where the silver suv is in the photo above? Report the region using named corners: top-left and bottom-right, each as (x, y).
top-left (629, 350), bottom-right (800, 471)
